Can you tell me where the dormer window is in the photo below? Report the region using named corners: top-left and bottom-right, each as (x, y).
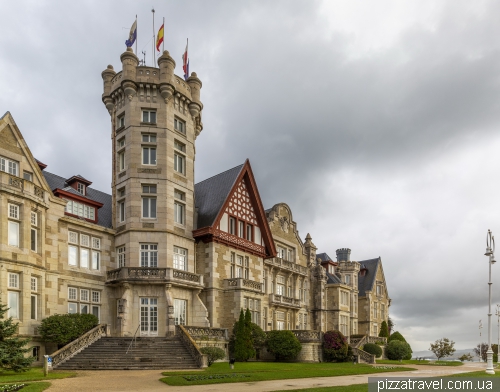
top-left (77, 183), bottom-right (85, 195)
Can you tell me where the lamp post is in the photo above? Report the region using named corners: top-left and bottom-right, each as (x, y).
top-left (496, 304), bottom-right (500, 364)
top-left (485, 230), bottom-right (496, 374)
top-left (479, 320), bottom-right (483, 362)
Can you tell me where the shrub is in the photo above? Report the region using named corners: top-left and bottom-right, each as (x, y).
top-left (323, 330), bottom-right (350, 362)
top-left (232, 310), bottom-right (255, 361)
top-left (387, 331), bottom-right (411, 359)
top-left (39, 313), bottom-right (99, 346)
top-left (386, 340), bottom-right (412, 361)
top-left (363, 343), bottom-right (383, 358)
top-left (200, 346), bottom-right (226, 366)
top-left (379, 321), bottom-right (389, 338)
top-left (266, 330), bottom-right (302, 361)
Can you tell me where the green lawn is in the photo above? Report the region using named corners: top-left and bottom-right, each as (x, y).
top-left (0, 368), bottom-right (75, 383)
top-left (376, 360), bottom-right (463, 366)
top-left (160, 362), bottom-right (415, 386)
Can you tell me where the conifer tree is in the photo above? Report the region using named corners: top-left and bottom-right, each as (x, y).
top-left (0, 303), bottom-right (34, 372)
top-left (379, 320), bottom-right (389, 338)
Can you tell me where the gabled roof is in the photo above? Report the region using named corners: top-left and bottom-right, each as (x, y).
top-left (317, 252), bottom-right (333, 262)
top-left (326, 271), bottom-right (342, 284)
top-left (43, 171), bottom-right (112, 228)
top-left (357, 257), bottom-right (381, 296)
top-left (195, 163), bottom-right (244, 228)
top-left (193, 160), bottom-right (276, 258)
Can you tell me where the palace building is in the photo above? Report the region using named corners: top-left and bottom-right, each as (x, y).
top-left (0, 46), bottom-right (391, 362)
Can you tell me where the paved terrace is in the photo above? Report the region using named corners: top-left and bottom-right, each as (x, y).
top-left (46, 363), bottom-right (487, 392)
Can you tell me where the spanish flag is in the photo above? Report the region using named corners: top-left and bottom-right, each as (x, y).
top-left (156, 23), bottom-right (164, 52)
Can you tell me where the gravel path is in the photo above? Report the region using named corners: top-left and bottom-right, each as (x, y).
top-left (46, 363), bottom-right (487, 392)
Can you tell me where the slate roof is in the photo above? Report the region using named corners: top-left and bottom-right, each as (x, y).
top-left (357, 258), bottom-right (381, 297)
top-left (317, 252), bottom-right (333, 262)
top-left (194, 163), bottom-right (244, 229)
top-left (42, 171), bottom-right (113, 228)
top-left (326, 271), bottom-right (342, 284)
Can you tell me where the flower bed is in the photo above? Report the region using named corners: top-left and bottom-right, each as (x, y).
top-left (0, 385), bottom-right (26, 392)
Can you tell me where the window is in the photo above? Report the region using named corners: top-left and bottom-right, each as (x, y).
top-left (229, 217), bottom-right (236, 235)
top-left (142, 184), bottom-right (157, 193)
top-left (328, 264), bottom-right (335, 274)
top-left (118, 137), bottom-right (125, 148)
top-left (92, 305), bottom-right (100, 321)
top-left (245, 298), bottom-right (260, 324)
top-left (118, 201), bottom-right (125, 222)
top-left (69, 245), bottom-right (78, 266)
top-left (230, 252), bottom-right (235, 278)
top-left (276, 275), bottom-right (285, 296)
top-left (142, 134), bottom-right (156, 143)
top-left (174, 299), bottom-right (187, 325)
top-left (373, 302), bottom-right (378, 319)
top-left (381, 304), bottom-right (385, 320)
top-left (276, 311), bottom-right (285, 330)
top-left (9, 273), bottom-right (19, 288)
top-left (92, 251), bottom-right (100, 270)
top-left (174, 246), bottom-right (187, 270)
top-left (142, 110), bottom-right (156, 124)
top-left (345, 275), bottom-right (351, 285)
top-left (174, 118), bottom-right (185, 134)
top-left (8, 291), bottom-right (19, 319)
top-left (246, 224), bottom-right (252, 241)
top-left (31, 277), bottom-right (38, 292)
top-left (142, 197), bottom-right (157, 218)
top-left (117, 246), bottom-right (126, 267)
top-left (68, 287), bottom-right (77, 300)
top-left (118, 114), bottom-right (125, 128)
top-left (8, 221), bottom-right (19, 247)
top-left (32, 346), bottom-right (40, 361)
top-left (236, 255), bottom-right (243, 278)
top-left (118, 151), bottom-right (125, 171)
top-left (31, 279), bottom-right (38, 319)
top-left (277, 246), bottom-right (286, 260)
top-left (376, 284), bottom-right (383, 296)
top-left (287, 278), bottom-right (293, 297)
top-left (9, 204), bottom-right (19, 219)
top-left (80, 234), bottom-right (89, 247)
top-left (140, 244), bottom-right (158, 267)
top-left (31, 212), bottom-right (38, 252)
top-left (80, 248), bottom-right (89, 268)
top-left (340, 291), bottom-right (349, 306)
top-left (92, 291), bottom-right (101, 303)
top-left (174, 190), bottom-right (186, 224)
top-left (65, 200), bottom-right (95, 220)
top-left (142, 147), bottom-right (157, 165)
top-left (118, 187), bottom-right (125, 198)
top-left (244, 256), bottom-right (249, 279)
top-left (340, 315), bottom-right (349, 335)
top-left (77, 183), bottom-right (85, 194)
top-left (68, 303), bottom-right (78, 314)
top-left (174, 140), bottom-right (186, 175)
top-left (23, 171), bottom-right (33, 181)
top-left (92, 237), bottom-right (101, 249)
top-left (1, 156), bottom-right (19, 176)
top-left (80, 289), bottom-right (89, 302)
top-left (373, 323), bottom-right (378, 336)
top-left (238, 221), bottom-right (244, 238)
top-left (68, 231), bottom-right (78, 244)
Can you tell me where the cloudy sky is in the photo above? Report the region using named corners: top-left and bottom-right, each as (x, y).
top-left (3, 0), bottom-right (500, 352)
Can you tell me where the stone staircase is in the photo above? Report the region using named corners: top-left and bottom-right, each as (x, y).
top-left (55, 336), bottom-right (199, 370)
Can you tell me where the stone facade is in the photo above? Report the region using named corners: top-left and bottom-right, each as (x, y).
top-left (0, 45), bottom-right (391, 362)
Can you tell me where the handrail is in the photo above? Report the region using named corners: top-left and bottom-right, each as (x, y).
top-left (176, 325), bottom-right (208, 368)
top-left (126, 324), bottom-right (141, 354)
top-left (51, 324), bottom-right (107, 368)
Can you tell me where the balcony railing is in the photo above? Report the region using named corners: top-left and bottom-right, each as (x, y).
top-left (1, 172), bottom-right (45, 200)
top-left (224, 278), bottom-right (263, 292)
top-left (269, 293), bottom-right (301, 308)
top-left (106, 267), bottom-right (203, 286)
top-left (264, 257), bottom-right (308, 276)
top-left (212, 229), bottom-right (266, 255)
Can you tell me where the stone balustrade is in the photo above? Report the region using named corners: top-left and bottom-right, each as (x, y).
top-left (1, 172), bottom-right (45, 201)
top-left (269, 293), bottom-right (301, 308)
top-left (176, 325), bottom-right (208, 368)
top-left (367, 336), bottom-right (387, 344)
top-left (224, 278), bottom-right (263, 292)
top-left (290, 330), bottom-right (322, 342)
top-left (106, 267), bottom-right (203, 286)
top-left (183, 326), bottom-right (228, 340)
top-left (264, 257), bottom-right (308, 276)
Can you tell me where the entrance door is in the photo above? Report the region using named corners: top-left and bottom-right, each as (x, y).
top-left (140, 298), bottom-right (158, 336)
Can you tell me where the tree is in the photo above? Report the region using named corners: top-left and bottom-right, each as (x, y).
top-left (363, 343), bottom-right (383, 358)
top-left (0, 303), bottom-right (34, 372)
top-left (266, 330), bottom-right (302, 361)
top-left (323, 330), bottom-right (350, 362)
top-left (200, 347), bottom-right (226, 366)
top-left (387, 331), bottom-right (412, 359)
top-left (39, 313), bottom-right (98, 347)
top-left (379, 321), bottom-right (389, 338)
top-left (458, 353), bottom-right (473, 362)
top-left (386, 340), bottom-right (412, 362)
top-left (232, 309), bottom-right (255, 361)
top-left (387, 317), bottom-right (394, 335)
top-left (429, 338), bottom-right (456, 360)
top-left (473, 343), bottom-right (498, 362)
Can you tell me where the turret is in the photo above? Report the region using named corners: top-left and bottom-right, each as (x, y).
top-left (101, 65), bottom-right (116, 113)
top-left (120, 47), bottom-right (139, 99)
top-left (186, 72), bottom-right (202, 118)
top-left (157, 50), bottom-right (176, 102)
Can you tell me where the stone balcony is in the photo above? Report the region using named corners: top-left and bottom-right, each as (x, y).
top-left (269, 293), bottom-right (301, 309)
top-left (264, 257), bottom-right (308, 276)
top-left (223, 278), bottom-right (263, 293)
top-left (105, 267), bottom-right (204, 288)
top-left (0, 172), bottom-right (45, 202)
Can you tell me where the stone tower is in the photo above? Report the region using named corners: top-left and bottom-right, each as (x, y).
top-left (101, 47), bottom-right (208, 336)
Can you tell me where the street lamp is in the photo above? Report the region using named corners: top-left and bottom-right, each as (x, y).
top-left (496, 304), bottom-right (500, 364)
top-left (484, 230), bottom-right (496, 374)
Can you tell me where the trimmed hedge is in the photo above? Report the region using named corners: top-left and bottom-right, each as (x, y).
top-left (266, 330), bottom-right (302, 361)
top-left (38, 313), bottom-right (99, 346)
top-left (386, 340), bottom-right (412, 361)
top-left (200, 346), bottom-right (226, 366)
top-left (363, 343), bottom-right (383, 358)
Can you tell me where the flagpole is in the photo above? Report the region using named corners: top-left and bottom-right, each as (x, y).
top-left (135, 15), bottom-right (138, 55)
top-left (162, 17), bottom-right (165, 52)
top-left (152, 8), bottom-right (155, 66)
